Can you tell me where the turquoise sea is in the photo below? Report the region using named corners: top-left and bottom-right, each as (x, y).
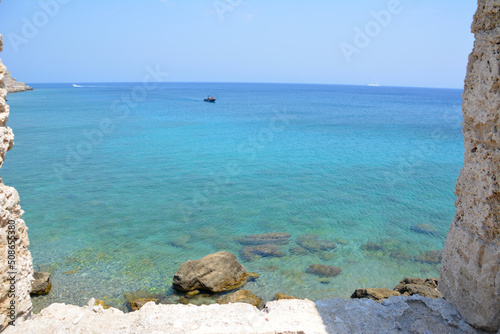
top-left (2, 82), bottom-right (464, 311)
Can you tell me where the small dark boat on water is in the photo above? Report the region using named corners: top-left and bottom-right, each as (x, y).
top-left (204, 96), bottom-right (216, 102)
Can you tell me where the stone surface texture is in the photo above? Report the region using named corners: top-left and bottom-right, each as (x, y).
top-left (4, 296), bottom-right (489, 334)
top-left (0, 30), bottom-right (34, 332)
top-left (30, 272), bottom-right (51, 296)
top-left (394, 277), bottom-right (442, 299)
top-left (351, 288), bottom-right (401, 302)
top-left (172, 251), bottom-right (247, 293)
top-left (439, 0), bottom-right (500, 331)
top-left (0, 34), bottom-right (13, 169)
top-left (4, 299), bottom-right (327, 334)
top-left (316, 295), bottom-right (487, 334)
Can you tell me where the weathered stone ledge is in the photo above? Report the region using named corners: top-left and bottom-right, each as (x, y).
top-left (4, 295), bottom-right (490, 334)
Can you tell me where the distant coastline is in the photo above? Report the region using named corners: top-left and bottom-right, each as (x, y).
top-left (3, 70), bottom-right (33, 93)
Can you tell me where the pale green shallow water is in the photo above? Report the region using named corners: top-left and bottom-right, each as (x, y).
top-left (2, 82), bottom-right (463, 311)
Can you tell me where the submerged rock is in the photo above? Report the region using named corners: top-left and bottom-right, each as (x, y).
top-left (335, 238), bottom-right (349, 246)
top-left (236, 232), bottom-right (291, 245)
top-left (217, 290), bottom-right (263, 309)
top-left (393, 277), bottom-right (442, 299)
top-left (351, 288), bottom-right (401, 303)
top-left (415, 250), bottom-right (442, 264)
top-left (246, 272), bottom-right (260, 282)
top-left (319, 252), bottom-right (336, 261)
top-left (30, 271), bottom-right (51, 295)
top-left (186, 290), bottom-right (200, 297)
top-left (259, 265), bottom-right (279, 272)
top-left (289, 246), bottom-right (309, 255)
top-left (361, 242), bottom-right (383, 252)
top-left (306, 264), bottom-right (342, 277)
top-left (410, 223), bottom-right (439, 235)
top-left (178, 291), bottom-right (218, 306)
top-left (296, 234), bottom-right (337, 252)
top-left (389, 249), bottom-right (413, 261)
top-left (168, 234), bottom-right (191, 248)
top-left (240, 244), bottom-right (285, 261)
top-left (173, 251), bottom-right (247, 293)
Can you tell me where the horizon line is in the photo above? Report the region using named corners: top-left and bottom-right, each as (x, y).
top-left (24, 81), bottom-right (464, 90)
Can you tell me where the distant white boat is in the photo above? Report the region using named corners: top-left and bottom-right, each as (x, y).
top-left (72, 84), bottom-right (83, 87)
top-left (367, 82), bottom-right (380, 87)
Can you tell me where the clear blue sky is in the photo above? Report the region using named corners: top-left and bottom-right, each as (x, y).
top-left (0, 0), bottom-right (476, 88)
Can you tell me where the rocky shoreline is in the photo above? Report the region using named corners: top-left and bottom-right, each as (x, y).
top-left (164, 251), bottom-right (444, 308)
top-left (3, 71), bottom-right (32, 93)
top-left (1, 0), bottom-right (499, 331)
top-left (17, 251), bottom-right (481, 333)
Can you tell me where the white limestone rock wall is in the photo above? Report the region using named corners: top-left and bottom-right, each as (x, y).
top-left (439, 0), bottom-right (500, 331)
top-left (0, 37), bottom-right (13, 168)
top-left (3, 297), bottom-right (484, 334)
top-left (0, 32), bottom-right (34, 331)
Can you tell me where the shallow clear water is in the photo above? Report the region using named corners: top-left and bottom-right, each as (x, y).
top-left (2, 82), bottom-right (463, 311)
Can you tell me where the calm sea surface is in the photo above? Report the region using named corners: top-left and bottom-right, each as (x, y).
top-left (2, 82), bottom-right (464, 311)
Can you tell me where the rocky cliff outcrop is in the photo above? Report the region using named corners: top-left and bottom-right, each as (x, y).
top-left (0, 32), bottom-right (34, 331)
top-left (3, 71), bottom-right (32, 94)
top-left (439, 0), bottom-right (500, 331)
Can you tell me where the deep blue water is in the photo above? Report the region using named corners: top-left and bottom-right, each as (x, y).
top-left (2, 82), bottom-right (464, 310)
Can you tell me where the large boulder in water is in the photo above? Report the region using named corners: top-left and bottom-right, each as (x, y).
top-left (173, 252), bottom-right (247, 293)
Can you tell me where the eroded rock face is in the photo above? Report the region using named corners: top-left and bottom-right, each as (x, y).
top-left (394, 277), bottom-right (442, 299)
top-left (352, 278), bottom-right (441, 303)
top-left (172, 251), bottom-right (247, 293)
top-left (0, 31), bottom-right (34, 331)
top-left (3, 71), bottom-right (33, 94)
top-left (351, 288), bottom-right (401, 303)
top-left (439, 0), bottom-right (500, 331)
top-left (0, 37), bottom-right (13, 169)
top-left (30, 272), bottom-right (51, 295)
